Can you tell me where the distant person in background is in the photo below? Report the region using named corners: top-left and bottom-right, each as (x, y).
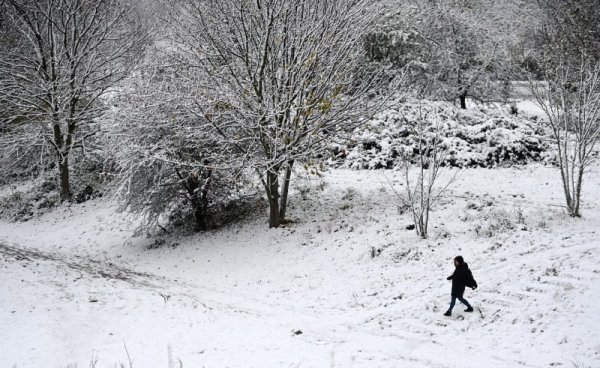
top-left (444, 255), bottom-right (477, 316)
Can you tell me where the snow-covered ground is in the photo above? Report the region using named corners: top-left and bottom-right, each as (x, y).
top-left (1, 165), bottom-right (600, 367)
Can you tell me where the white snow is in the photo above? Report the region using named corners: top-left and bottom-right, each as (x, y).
top-left (515, 100), bottom-right (548, 120)
top-left (1, 165), bottom-right (600, 367)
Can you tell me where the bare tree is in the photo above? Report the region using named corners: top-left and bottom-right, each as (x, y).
top-left (421, 0), bottom-right (509, 109)
top-left (526, 0), bottom-right (600, 217)
top-left (0, 0), bottom-right (148, 202)
top-left (372, 0), bottom-right (516, 108)
top-left (389, 107), bottom-right (456, 239)
top-left (529, 67), bottom-right (600, 217)
top-left (170, 0), bottom-right (397, 227)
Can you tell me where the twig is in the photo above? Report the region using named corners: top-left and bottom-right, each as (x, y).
top-left (123, 339), bottom-right (133, 368)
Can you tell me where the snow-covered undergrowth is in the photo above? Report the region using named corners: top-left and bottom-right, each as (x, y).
top-left (0, 158), bottom-right (107, 222)
top-left (329, 101), bottom-right (553, 170)
top-left (0, 178), bottom-right (60, 221)
top-left (1, 165), bottom-right (599, 367)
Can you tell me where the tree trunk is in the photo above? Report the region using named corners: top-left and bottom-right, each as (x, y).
top-left (558, 160), bottom-right (576, 217)
top-left (177, 168), bottom-right (208, 232)
top-left (279, 160), bottom-right (294, 221)
top-left (459, 92), bottom-right (467, 109)
top-left (58, 155), bottom-right (72, 202)
top-left (417, 213), bottom-right (427, 239)
top-left (196, 170), bottom-right (212, 230)
top-left (53, 122), bottom-right (72, 203)
top-left (266, 169), bottom-right (281, 228)
top-left (573, 167), bottom-right (584, 218)
top-left (193, 204), bottom-right (207, 231)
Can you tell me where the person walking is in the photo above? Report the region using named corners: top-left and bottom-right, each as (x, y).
top-left (444, 256), bottom-right (477, 316)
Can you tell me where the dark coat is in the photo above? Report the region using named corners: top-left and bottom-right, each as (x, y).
top-left (447, 262), bottom-right (477, 298)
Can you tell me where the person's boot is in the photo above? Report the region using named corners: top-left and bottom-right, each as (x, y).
top-left (443, 311), bottom-right (451, 316)
top-left (464, 307), bottom-right (474, 312)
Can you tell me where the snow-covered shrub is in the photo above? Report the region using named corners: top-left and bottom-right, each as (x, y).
top-left (431, 225), bottom-right (452, 240)
top-left (0, 131), bottom-right (112, 221)
top-left (0, 119), bottom-right (116, 216)
top-left (0, 177), bottom-right (60, 221)
top-left (328, 101), bottom-right (552, 169)
top-left (0, 165), bottom-right (107, 221)
top-left (295, 169), bottom-right (327, 201)
top-left (473, 206), bottom-right (526, 238)
top-left (109, 63), bottom-right (256, 234)
top-left (339, 187), bottom-right (360, 211)
top-left (114, 148), bottom-right (255, 234)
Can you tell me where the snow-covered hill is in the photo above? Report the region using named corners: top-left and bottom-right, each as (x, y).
top-left (1, 165), bottom-right (599, 367)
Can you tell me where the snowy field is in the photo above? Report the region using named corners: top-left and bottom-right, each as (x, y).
top-left (1, 165), bottom-right (600, 368)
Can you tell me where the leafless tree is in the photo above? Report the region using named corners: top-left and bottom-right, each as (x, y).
top-left (170, 0), bottom-right (398, 227)
top-left (372, 0), bottom-right (517, 108)
top-left (389, 107), bottom-right (457, 239)
top-left (421, 0), bottom-right (509, 109)
top-left (526, 0), bottom-right (600, 217)
top-left (529, 67), bottom-right (600, 217)
top-left (0, 0), bottom-right (148, 202)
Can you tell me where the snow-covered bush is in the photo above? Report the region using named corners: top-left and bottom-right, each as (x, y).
top-left (0, 143), bottom-right (110, 221)
top-left (0, 178), bottom-right (60, 221)
top-left (470, 206), bottom-right (526, 238)
top-left (108, 61), bottom-right (256, 234)
top-left (328, 101), bottom-right (553, 170)
top-left (114, 147), bottom-right (256, 234)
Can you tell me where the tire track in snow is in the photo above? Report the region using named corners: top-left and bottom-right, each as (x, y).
top-left (0, 241), bottom-right (276, 317)
top-left (0, 241), bottom-right (159, 287)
